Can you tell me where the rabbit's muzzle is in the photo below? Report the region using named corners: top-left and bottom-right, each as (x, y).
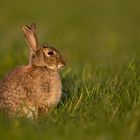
top-left (58, 58), bottom-right (66, 69)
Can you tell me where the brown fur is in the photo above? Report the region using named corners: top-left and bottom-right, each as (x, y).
top-left (0, 24), bottom-right (65, 119)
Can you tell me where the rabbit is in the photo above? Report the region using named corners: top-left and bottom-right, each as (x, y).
top-left (0, 23), bottom-right (66, 119)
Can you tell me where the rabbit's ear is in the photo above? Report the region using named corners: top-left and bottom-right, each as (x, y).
top-left (22, 23), bottom-right (39, 51)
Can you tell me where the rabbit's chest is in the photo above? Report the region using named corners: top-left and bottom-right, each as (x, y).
top-left (36, 74), bottom-right (62, 107)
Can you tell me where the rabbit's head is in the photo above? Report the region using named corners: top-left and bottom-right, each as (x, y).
top-left (22, 23), bottom-right (65, 70)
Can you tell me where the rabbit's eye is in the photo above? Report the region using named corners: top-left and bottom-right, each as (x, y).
top-left (47, 51), bottom-right (54, 56)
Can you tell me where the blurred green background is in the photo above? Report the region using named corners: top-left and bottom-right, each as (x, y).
top-left (0, 0), bottom-right (140, 140)
top-left (0, 0), bottom-right (140, 76)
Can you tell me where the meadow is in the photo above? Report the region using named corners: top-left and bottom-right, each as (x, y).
top-left (0, 0), bottom-right (140, 140)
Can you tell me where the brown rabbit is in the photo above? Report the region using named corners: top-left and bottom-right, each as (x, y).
top-left (0, 23), bottom-right (65, 119)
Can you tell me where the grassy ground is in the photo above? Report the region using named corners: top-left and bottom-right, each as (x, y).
top-left (0, 0), bottom-right (140, 140)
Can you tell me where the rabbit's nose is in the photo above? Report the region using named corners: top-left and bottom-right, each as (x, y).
top-left (58, 63), bottom-right (64, 69)
top-left (58, 59), bottom-right (66, 69)
top-left (62, 58), bottom-right (66, 66)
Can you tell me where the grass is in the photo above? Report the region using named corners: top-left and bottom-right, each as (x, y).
top-left (0, 0), bottom-right (140, 140)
